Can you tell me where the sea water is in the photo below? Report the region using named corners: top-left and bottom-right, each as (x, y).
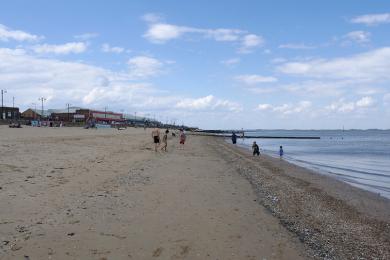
top-left (235, 130), bottom-right (390, 199)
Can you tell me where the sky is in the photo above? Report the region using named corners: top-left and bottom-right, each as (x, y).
top-left (1, 0), bottom-right (390, 129)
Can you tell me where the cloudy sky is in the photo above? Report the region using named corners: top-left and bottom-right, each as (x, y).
top-left (1, 0), bottom-right (390, 129)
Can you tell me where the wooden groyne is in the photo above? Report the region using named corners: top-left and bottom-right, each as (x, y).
top-left (191, 132), bottom-right (320, 139)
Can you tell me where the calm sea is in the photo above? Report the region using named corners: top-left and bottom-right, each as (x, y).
top-left (234, 130), bottom-right (390, 199)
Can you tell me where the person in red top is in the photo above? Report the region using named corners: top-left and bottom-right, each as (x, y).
top-left (179, 129), bottom-right (186, 149)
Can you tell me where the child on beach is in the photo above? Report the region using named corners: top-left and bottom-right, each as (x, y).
top-left (252, 141), bottom-right (260, 156)
top-left (179, 129), bottom-right (186, 149)
top-left (161, 129), bottom-right (169, 152)
top-left (279, 146), bottom-right (284, 158)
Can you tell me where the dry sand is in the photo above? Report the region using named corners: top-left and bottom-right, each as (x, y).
top-left (0, 126), bottom-right (389, 259)
top-left (1, 126), bottom-right (305, 260)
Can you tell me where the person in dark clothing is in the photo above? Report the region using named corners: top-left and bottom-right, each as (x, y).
top-left (252, 141), bottom-right (260, 156)
top-left (231, 132), bottom-right (237, 144)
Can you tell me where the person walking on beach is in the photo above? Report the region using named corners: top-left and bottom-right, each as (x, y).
top-left (279, 146), bottom-right (284, 158)
top-left (179, 129), bottom-right (186, 149)
top-left (152, 127), bottom-right (160, 152)
top-left (161, 129), bottom-right (169, 152)
top-left (231, 132), bottom-right (237, 144)
top-left (252, 141), bottom-right (260, 156)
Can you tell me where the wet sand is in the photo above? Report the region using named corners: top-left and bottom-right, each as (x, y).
top-left (0, 126), bottom-right (389, 259)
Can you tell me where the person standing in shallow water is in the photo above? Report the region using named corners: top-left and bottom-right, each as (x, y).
top-left (279, 146), bottom-right (284, 158)
top-left (161, 129), bottom-right (169, 152)
top-left (231, 132), bottom-right (237, 144)
top-left (252, 141), bottom-right (260, 156)
top-left (151, 127), bottom-right (160, 152)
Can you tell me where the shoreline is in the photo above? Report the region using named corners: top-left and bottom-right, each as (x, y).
top-left (215, 137), bottom-right (390, 259)
top-left (228, 136), bottom-right (390, 200)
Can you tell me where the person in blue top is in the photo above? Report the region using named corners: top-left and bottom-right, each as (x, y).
top-left (279, 146), bottom-right (284, 157)
top-left (231, 132), bottom-right (237, 144)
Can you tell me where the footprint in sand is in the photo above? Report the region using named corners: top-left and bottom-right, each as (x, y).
top-left (179, 245), bottom-right (190, 257)
top-left (171, 245), bottom-right (191, 258)
top-left (152, 247), bottom-right (163, 257)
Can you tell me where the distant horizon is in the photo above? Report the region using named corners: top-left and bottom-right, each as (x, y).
top-left (200, 128), bottom-right (390, 131)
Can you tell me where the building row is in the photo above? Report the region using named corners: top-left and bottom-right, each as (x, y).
top-left (1, 106), bottom-right (156, 125)
top-left (1, 106), bottom-right (20, 120)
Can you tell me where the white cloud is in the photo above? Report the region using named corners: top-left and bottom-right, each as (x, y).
top-left (101, 43), bottom-right (125, 53)
top-left (326, 96), bottom-right (375, 113)
top-left (213, 99), bottom-right (242, 112)
top-left (326, 99), bottom-right (354, 113)
top-left (278, 43), bottom-right (315, 50)
top-left (256, 104), bottom-right (272, 110)
top-left (221, 58), bottom-right (240, 66)
top-left (256, 101), bottom-right (312, 115)
top-left (144, 23), bottom-right (188, 43)
top-left (0, 24), bottom-right (41, 42)
top-left (235, 74), bottom-right (277, 85)
top-left (207, 28), bottom-right (243, 42)
top-left (277, 47), bottom-right (390, 81)
top-left (238, 34), bottom-right (264, 53)
top-left (343, 31), bottom-right (370, 44)
top-left (0, 47), bottom-right (151, 109)
top-left (74, 33), bottom-right (99, 40)
top-left (142, 15), bottom-right (264, 53)
top-left (175, 95), bottom-right (242, 112)
top-left (356, 96), bottom-right (375, 108)
top-left (144, 22), bottom-right (246, 44)
top-left (127, 56), bottom-right (164, 78)
top-left (32, 42), bottom-right (87, 54)
top-left (350, 13), bottom-right (390, 26)
top-left (338, 102), bottom-right (355, 113)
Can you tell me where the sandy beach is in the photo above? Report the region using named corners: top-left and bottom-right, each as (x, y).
top-left (1, 126), bottom-right (389, 259)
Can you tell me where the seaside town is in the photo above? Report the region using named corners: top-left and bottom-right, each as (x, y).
top-left (1, 1), bottom-right (390, 260)
top-left (0, 95), bottom-right (191, 130)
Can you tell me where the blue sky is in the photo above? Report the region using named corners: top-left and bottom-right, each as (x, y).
top-left (1, 0), bottom-right (390, 129)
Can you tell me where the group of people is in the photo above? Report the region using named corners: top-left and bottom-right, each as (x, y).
top-left (151, 127), bottom-right (186, 152)
top-left (8, 121), bottom-right (22, 128)
top-left (252, 142), bottom-right (283, 158)
top-left (252, 142), bottom-right (284, 158)
top-left (231, 132), bottom-right (284, 158)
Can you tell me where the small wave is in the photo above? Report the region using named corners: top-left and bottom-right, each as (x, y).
top-left (290, 158), bottom-right (390, 178)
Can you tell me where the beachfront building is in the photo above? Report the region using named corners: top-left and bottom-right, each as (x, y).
top-left (0, 106), bottom-right (20, 120)
top-left (86, 110), bottom-right (124, 124)
top-left (49, 107), bottom-right (85, 122)
top-left (21, 108), bottom-right (50, 120)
